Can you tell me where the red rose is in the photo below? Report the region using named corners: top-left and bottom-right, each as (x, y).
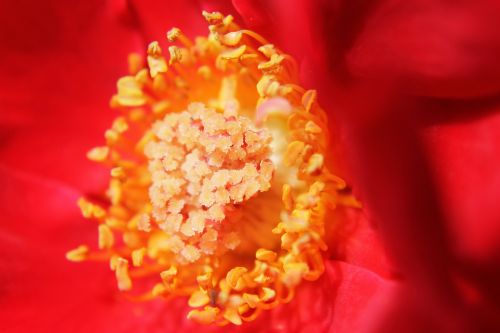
top-left (1, 1), bottom-right (499, 332)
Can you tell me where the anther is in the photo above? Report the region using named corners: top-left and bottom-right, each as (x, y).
top-left (66, 245), bottom-right (89, 262)
top-left (147, 42), bottom-right (168, 78)
top-left (115, 258), bottom-right (132, 291)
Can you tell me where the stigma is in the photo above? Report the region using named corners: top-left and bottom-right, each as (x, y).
top-left (145, 103), bottom-right (274, 264)
top-left (67, 11), bottom-right (352, 326)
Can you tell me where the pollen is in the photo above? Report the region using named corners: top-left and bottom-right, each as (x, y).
top-left (67, 11), bottom-right (358, 326)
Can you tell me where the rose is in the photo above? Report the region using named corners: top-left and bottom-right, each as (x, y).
top-left (1, 0), bottom-right (499, 332)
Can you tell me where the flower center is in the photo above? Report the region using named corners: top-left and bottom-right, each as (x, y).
top-left (144, 103), bottom-right (274, 264)
top-left (67, 11), bottom-right (354, 326)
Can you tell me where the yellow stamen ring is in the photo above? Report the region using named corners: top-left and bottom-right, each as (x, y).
top-left (67, 11), bottom-right (355, 326)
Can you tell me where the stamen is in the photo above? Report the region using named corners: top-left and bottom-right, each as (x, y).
top-left (147, 42), bottom-right (168, 78)
top-left (98, 224), bottom-right (114, 249)
top-left (68, 11), bottom-right (358, 326)
top-left (66, 245), bottom-right (89, 262)
top-left (115, 258), bottom-right (132, 291)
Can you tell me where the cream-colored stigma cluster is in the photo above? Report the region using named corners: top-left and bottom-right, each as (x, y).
top-left (144, 102), bottom-right (274, 264)
top-left (67, 11), bottom-right (356, 326)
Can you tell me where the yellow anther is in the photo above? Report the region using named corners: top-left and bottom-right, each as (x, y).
top-left (65, 245), bottom-right (89, 262)
top-left (160, 266), bottom-right (178, 282)
top-left (234, 276), bottom-right (247, 291)
top-left (105, 217), bottom-right (126, 229)
top-left (86, 146), bottom-right (109, 162)
top-left (220, 45), bottom-right (247, 60)
top-left (256, 249), bottom-right (277, 262)
top-left (110, 167), bottom-right (126, 180)
top-left (104, 129), bottom-right (119, 144)
top-left (197, 275), bottom-right (212, 290)
top-left (258, 54), bottom-right (284, 74)
top-left (226, 267), bottom-right (248, 289)
top-left (131, 247), bottom-right (147, 267)
top-left (202, 11), bottom-right (224, 25)
top-left (112, 117), bottom-right (129, 133)
top-left (167, 27), bottom-right (181, 42)
top-left (187, 306), bottom-right (219, 325)
top-left (306, 153), bottom-right (324, 175)
top-left (77, 198), bottom-right (106, 219)
top-left (152, 283), bottom-right (167, 296)
top-left (292, 209), bottom-right (311, 222)
top-left (261, 287), bottom-right (276, 302)
top-left (189, 289), bottom-right (210, 307)
top-left (148, 41), bottom-right (162, 56)
top-left (284, 216), bottom-right (309, 233)
top-left (115, 258), bottom-right (132, 291)
top-left (134, 68), bottom-right (150, 85)
top-left (301, 89), bottom-right (317, 112)
top-left (98, 224), bottom-right (114, 249)
top-left (305, 120), bottom-right (322, 134)
top-left (222, 14), bottom-right (234, 27)
top-left (253, 273), bottom-right (270, 284)
top-left (283, 262), bottom-right (309, 287)
top-left (135, 130), bottom-right (155, 153)
top-left (168, 45), bottom-right (182, 65)
top-left (242, 293), bottom-right (260, 308)
top-left (295, 192), bottom-right (319, 209)
top-left (310, 181), bottom-right (325, 195)
top-left (258, 44), bottom-right (277, 58)
top-left (152, 100), bottom-right (171, 115)
top-left (284, 141), bottom-right (305, 166)
top-left (115, 76), bottom-right (147, 107)
top-left (147, 41), bottom-right (168, 78)
top-left (219, 31), bottom-right (243, 46)
top-left (223, 308), bottom-right (242, 325)
top-left (107, 179), bottom-right (122, 205)
top-left (280, 233), bottom-right (296, 249)
top-left (238, 304), bottom-right (250, 316)
top-left (109, 255), bottom-right (119, 271)
top-left (256, 75), bottom-right (288, 97)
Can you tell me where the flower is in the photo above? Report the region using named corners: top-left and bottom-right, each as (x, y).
top-left (3, 0), bottom-right (500, 332)
top-left (65, 10), bottom-right (364, 326)
top-left (0, 1), bottom-right (391, 332)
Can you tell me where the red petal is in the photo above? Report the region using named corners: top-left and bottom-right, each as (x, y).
top-left (346, 0), bottom-right (500, 98)
top-left (267, 260), bottom-right (395, 333)
top-left (326, 207), bottom-right (394, 279)
top-left (127, 0), bottom-right (206, 42)
top-left (0, 0), bottom-right (142, 191)
top-left (421, 102), bottom-right (500, 261)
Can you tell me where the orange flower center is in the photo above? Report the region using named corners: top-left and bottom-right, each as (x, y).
top-left (67, 11), bottom-right (353, 325)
